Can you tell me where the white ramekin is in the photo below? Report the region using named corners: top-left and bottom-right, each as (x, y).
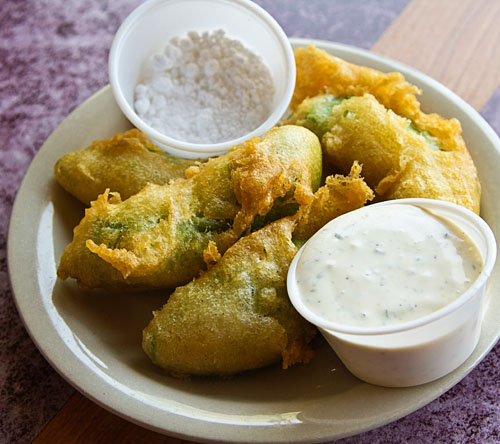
top-left (287, 198), bottom-right (497, 387)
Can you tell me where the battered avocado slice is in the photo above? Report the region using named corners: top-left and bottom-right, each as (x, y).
top-left (57, 125), bottom-right (323, 291)
top-left (54, 129), bottom-right (196, 205)
top-left (408, 123), bottom-right (442, 151)
top-left (142, 162), bottom-right (374, 377)
top-left (142, 218), bottom-right (315, 377)
top-left (286, 94), bottom-right (346, 140)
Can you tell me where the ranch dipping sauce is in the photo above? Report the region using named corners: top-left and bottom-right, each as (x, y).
top-left (294, 203), bottom-right (484, 329)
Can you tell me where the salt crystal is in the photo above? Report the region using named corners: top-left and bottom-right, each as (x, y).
top-left (204, 59), bottom-right (219, 76)
top-left (169, 67), bottom-right (180, 79)
top-left (135, 83), bottom-right (147, 97)
top-left (164, 44), bottom-right (182, 62)
top-left (151, 94), bottom-right (167, 110)
top-left (162, 56), bottom-right (176, 70)
top-left (152, 77), bottom-right (172, 94)
top-left (199, 48), bottom-right (210, 61)
top-left (151, 54), bottom-right (168, 71)
top-left (214, 29), bottom-right (225, 39)
top-left (179, 38), bottom-right (192, 51)
top-left (235, 55), bottom-right (246, 66)
top-left (135, 98), bottom-right (150, 115)
top-left (185, 62), bottom-right (199, 79)
top-left (210, 46), bottom-right (222, 59)
top-left (187, 31), bottom-right (200, 43)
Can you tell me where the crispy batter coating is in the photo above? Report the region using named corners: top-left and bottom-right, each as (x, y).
top-left (288, 46), bottom-right (480, 213)
top-left (287, 94), bottom-right (345, 141)
top-left (142, 218), bottom-right (314, 377)
top-left (321, 95), bottom-right (480, 213)
top-left (291, 45), bottom-right (422, 119)
top-left (54, 129), bottom-right (195, 205)
top-left (213, 125), bottom-right (322, 251)
top-left (294, 162), bottom-right (375, 239)
top-left (57, 125), bottom-right (322, 291)
top-left (142, 165), bottom-right (373, 377)
top-left (291, 46), bottom-right (479, 184)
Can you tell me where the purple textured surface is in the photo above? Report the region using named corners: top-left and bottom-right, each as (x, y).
top-left (1, 1), bottom-right (500, 444)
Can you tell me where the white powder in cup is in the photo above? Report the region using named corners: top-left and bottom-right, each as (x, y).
top-left (134, 29), bottom-right (275, 144)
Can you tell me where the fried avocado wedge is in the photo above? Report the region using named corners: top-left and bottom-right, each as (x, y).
top-left (291, 46), bottom-right (470, 156)
top-left (54, 129), bottom-right (196, 205)
top-left (287, 94), bottom-right (345, 141)
top-left (292, 46), bottom-right (474, 156)
top-left (57, 125), bottom-right (322, 291)
top-left (291, 45), bottom-right (422, 119)
top-left (142, 163), bottom-right (374, 377)
top-left (143, 217), bottom-right (311, 377)
top-left (294, 94), bottom-right (480, 213)
top-left (289, 46), bottom-right (481, 213)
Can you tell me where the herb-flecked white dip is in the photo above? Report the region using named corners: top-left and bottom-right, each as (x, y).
top-left (295, 203), bottom-right (483, 328)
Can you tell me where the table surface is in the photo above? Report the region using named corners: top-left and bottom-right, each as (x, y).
top-left (2, 0), bottom-right (500, 443)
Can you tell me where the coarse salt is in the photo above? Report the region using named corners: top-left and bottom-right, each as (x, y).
top-left (134, 29), bottom-right (275, 144)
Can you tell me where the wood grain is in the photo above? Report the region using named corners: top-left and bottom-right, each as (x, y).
top-left (31, 1), bottom-right (500, 443)
top-left (33, 392), bottom-right (193, 444)
top-left (372, 0), bottom-right (500, 110)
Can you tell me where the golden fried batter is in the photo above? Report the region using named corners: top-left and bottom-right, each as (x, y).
top-left (292, 46), bottom-right (475, 161)
top-left (294, 162), bottom-right (375, 239)
top-left (289, 45), bottom-right (480, 213)
top-left (54, 129), bottom-right (195, 205)
top-left (142, 164), bottom-right (374, 376)
top-left (287, 94), bottom-right (345, 141)
top-left (57, 125), bottom-right (322, 291)
top-left (291, 45), bottom-right (422, 119)
top-left (142, 217), bottom-right (315, 377)
top-left (321, 95), bottom-right (480, 213)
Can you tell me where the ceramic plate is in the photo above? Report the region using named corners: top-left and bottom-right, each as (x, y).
top-left (8, 39), bottom-right (500, 444)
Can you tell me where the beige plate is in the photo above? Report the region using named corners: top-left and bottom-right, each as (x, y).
top-left (7, 39), bottom-right (500, 443)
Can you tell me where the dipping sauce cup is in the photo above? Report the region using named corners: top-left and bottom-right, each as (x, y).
top-left (287, 198), bottom-right (497, 387)
top-left (108, 0), bottom-right (295, 159)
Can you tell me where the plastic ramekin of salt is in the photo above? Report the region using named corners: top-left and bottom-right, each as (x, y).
top-left (109, 0), bottom-right (296, 158)
top-left (134, 29), bottom-right (275, 145)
